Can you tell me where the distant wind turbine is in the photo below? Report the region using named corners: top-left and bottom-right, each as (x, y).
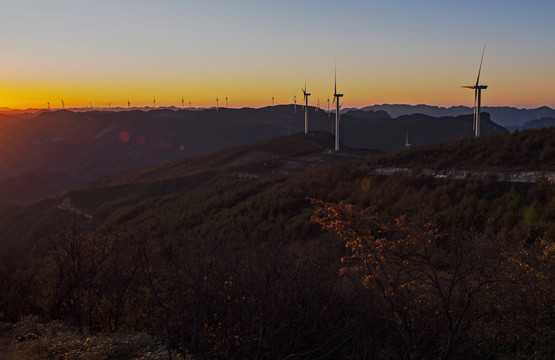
top-left (333, 64), bottom-right (343, 151)
top-left (326, 96), bottom-right (331, 117)
top-left (226, 96), bottom-right (228, 108)
top-left (182, 96), bottom-right (185, 109)
top-left (47, 101), bottom-right (50, 110)
top-left (61, 100), bottom-right (65, 109)
top-left (89, 102), bottom-right (92, 111)
top-left (272, 96), bottom-right (275, 107)
top-left (302, 81), bottom-right (311, 134)
top-left (189, 101), bottom-right (192, 110)
top-left (293, 94), bottom-right (297, 113)
top-left (127, 99), bottom-right (130, 110)
top-left (462, 45), bottom-right (488, 138)
top-left (153, 96), bottom-right (157, 109)
top-left (216, 97), bottom-right (219, 111)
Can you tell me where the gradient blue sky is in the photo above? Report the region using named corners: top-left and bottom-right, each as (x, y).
top-left (1, 0), bottom-right (554, 109)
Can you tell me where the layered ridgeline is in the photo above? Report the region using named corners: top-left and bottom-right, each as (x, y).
top-left (0, 106), bottom-right (506, 203)
top-left (357, 104), bottom-right (555, 128)
top-left (1, 129), bottom-right (555, 359)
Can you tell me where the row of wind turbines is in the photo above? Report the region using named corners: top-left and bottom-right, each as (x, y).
top-left (300, 46), bottom-right (487, 152)
top-left (300, 65), bottom-right (343, 151)
top-left (47, 48), bottom-right (487, 152)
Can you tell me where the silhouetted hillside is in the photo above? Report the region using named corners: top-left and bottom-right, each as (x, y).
top-left (360, 104), bottom-right (555, 128)
top-left (0, 107), bottom-right (506, 202)
top-left (343, 109), bottom-right (390, 119)
top-left (522, 117), bottom-right (555, 130)
top-left (370, 127), bottom-right (555, 171)
top-left (341, 112), bottom-right (506, 152)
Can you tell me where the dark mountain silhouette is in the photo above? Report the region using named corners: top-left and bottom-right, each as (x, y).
top-left (0, 107), bottom-right (504, 203)
top-left (343, 109), bottom-right (391, 119)
top-left (522, 117), bottom-right (555, 130)
top-left (359, 104), bottom-right (555, 128)
top-left (340, 112), bottom-right (506, 152)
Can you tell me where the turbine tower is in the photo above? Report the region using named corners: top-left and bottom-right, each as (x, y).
top-left (189, 101), bottom-right (192, 110)
top-left (226, 96), bottom-right (228, 108)
top-left (462, 45), bottom-right (487, 138)
top-left (326, 96), bottom-right (330, 117)
top-left (333, 65), bottom-right (343, 151)
top-left (153, 96), bottom-right (156, 109)
top-left (127, 99), bottom-right (130, 110)
top-left (301, 81), bottom-right (311, 134)
top-left (216, 97), bottom-right (219, 111)
top-left (61, 100), bottom-right (65, 109)
top-left (182, 96), bottom-right (185, 109)
top-left (293, 94), bottom-right (297, 113)
top-left (272, 96), bottom-right (275, 106)
top-left (47, 101), bottom-right (50, 110)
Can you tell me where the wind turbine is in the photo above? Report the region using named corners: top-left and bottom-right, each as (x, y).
top-left (272, 96), bottom-right (275, 106)
top-left (47, 101), bottom-right (50, 110)
top-left (182, 96), bottom-right (185, 109)
top-left (61, 100), bottom-right (65, 109)
top-left (153, 96), bottom-right (157, 109)
top-left (127, 99), bottom-right (130, 110)
top-left (326, 96), bottom-right (330, 117)
top-left (333, 65), bottom-right (343, 151)
top-left (216, 97), bottom-right (219, 111)
top-left (301, 81), bottom-right (311, 134)
top-left (89, 102), bottom-right (92, 111)
top-left (462, 45), bottom-right (487, 138)
top-left (189, 101), bottom-right (192, 110)
top-left (226, 96), bottom-right (228, 108)
top-left (293, 94), bottom-right (297, 113)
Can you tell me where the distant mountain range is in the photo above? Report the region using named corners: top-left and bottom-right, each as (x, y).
top-left (352, 104), bottom-right (555, 128)
top-left (4, 104), bottom-right (555, 129)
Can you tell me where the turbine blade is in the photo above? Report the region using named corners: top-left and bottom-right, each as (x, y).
top-left (461, 86), bottom-right (475, 89)
top-left (476, 44), bottom-right (485, 86)
top-left (334, 62), bottom-right (337, 95)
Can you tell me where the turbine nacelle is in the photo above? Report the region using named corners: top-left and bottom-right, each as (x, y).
top-left (461, 85), bottom-right (488, 89)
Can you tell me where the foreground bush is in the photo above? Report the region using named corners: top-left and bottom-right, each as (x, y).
top-left (0, 316), bottom-right (186, 360)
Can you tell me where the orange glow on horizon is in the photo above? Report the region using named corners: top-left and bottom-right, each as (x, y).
top-left (1, 70), bottom-right (554, 110)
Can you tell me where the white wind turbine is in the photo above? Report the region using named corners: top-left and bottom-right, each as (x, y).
top-left (333, 65), bottom-right (343, 151)
top-left (301, 81), bottom-right (311, 134)
top-left (462, 45), bottom-right (488, 138)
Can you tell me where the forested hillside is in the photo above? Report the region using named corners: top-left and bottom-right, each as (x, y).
top-left (1, 130), bottom-right (555, 359)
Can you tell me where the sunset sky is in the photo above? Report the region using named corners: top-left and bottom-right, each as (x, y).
top-left (1, 0), bottom-right (554, 109)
